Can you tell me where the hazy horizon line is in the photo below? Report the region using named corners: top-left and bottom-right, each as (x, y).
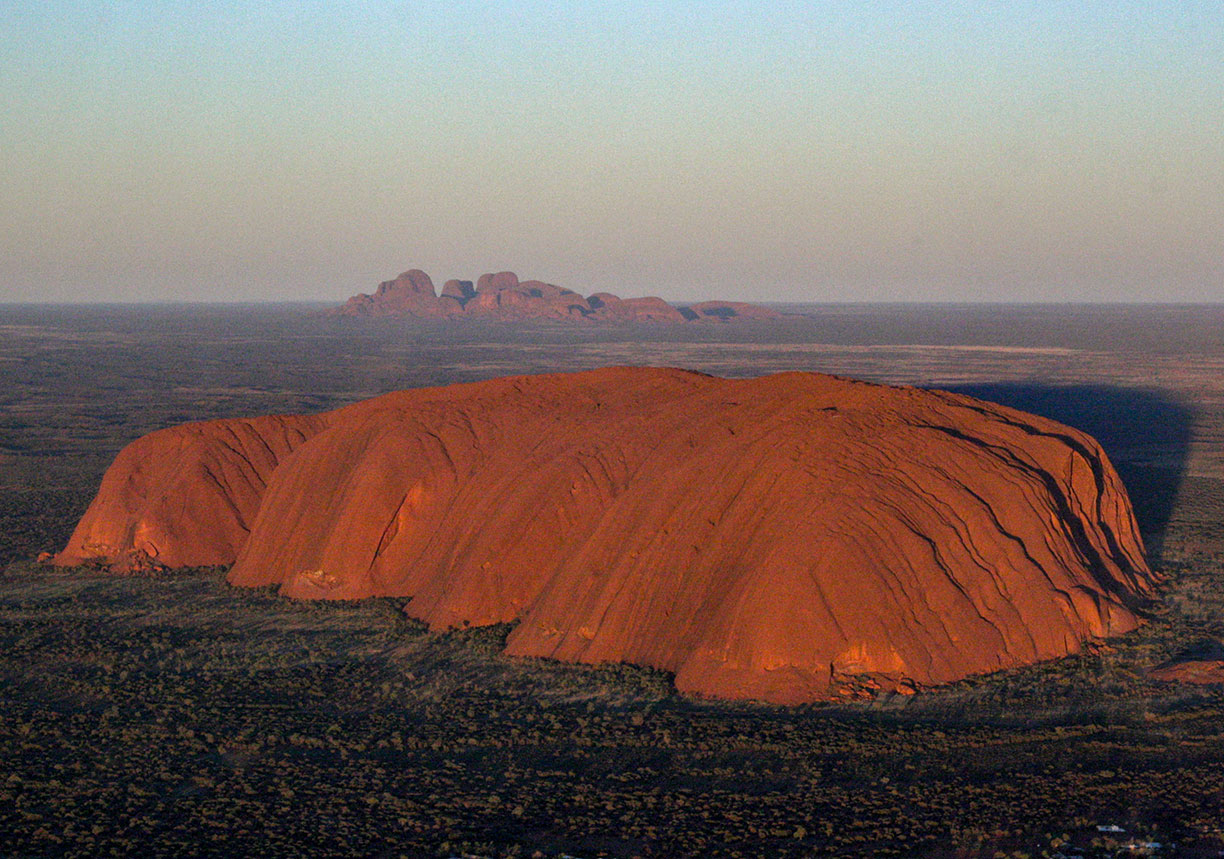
top-left (4, 297), bottom-right (1223, 309)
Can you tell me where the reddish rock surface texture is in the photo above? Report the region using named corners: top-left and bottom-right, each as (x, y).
top-left (333, 268), bottom-right (782, 323)
top-left (1150, 640), bottom-right (1224, 685)
top-left (56, 368), bottom-right (1154, 703)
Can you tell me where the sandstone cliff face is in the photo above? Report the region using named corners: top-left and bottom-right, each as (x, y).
top-left (333, 269), bottom-right (782, 323)
top-left (55, 368), bottom-right (1154, 703)
top-left (56, 414), bottom-right (326, 570)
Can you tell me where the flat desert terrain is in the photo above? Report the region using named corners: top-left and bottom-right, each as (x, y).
top-left (3, 303), bottom-right (1224, 857)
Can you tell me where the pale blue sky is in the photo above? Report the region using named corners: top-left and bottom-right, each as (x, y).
top-left (2, 1), bottom-right (1221, 302)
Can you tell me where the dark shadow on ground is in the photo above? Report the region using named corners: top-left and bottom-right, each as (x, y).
top-left (940, 383), bottom-right (1194, 566)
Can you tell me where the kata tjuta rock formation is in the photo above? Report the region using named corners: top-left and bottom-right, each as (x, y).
top-left (55, 368), bottom-right (1155, 704)
top-left (333, 268), bottom-right (783, 323)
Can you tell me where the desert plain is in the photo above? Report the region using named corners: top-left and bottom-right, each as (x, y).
top-left (4, 302), bottom-right (1224, 857)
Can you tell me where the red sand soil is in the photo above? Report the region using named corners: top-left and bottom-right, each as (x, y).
top-left (1150, 640), bottom-right (1224, 685)
top-left (1150, 661), bottom-right (1224, 685)
top-left (56, 368), bottom-right (1154, 703)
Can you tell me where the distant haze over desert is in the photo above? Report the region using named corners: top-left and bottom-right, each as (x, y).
top-left (2, 5), bottom-right (1221, 304)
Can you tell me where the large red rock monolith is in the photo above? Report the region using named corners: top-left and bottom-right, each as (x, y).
top-left (56, 368), bottom-right (1154, 703)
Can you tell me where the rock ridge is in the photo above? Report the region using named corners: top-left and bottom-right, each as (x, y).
top-left (333, 268), bottom-right (783, 323)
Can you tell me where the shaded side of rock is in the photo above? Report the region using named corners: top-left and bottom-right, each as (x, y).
top-left (440, 279), bottom-right (476, 304)
top-left (476, 271), bottom-right (520, 294)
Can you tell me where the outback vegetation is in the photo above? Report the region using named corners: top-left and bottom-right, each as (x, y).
top-left (3, 304), bottom-right (1224, 857)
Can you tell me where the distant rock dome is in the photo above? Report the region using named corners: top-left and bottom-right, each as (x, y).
top-left (332, 268), bottom-right (783, 323)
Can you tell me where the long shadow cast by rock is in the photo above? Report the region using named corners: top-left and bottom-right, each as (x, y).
top-left (940, 383), bottom-right (1194, 567)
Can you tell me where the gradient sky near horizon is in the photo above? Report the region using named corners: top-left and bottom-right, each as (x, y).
top-left (3, 1), bottom-right (1222, 303)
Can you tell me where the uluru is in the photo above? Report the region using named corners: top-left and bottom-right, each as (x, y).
top-left (54, 368), bottom-right (1154, 704)
top-left (333, 268), bottom-right (783, 323)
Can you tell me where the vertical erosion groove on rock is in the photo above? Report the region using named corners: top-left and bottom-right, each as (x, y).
top-left (55, 367), bottom-right (1154, 703)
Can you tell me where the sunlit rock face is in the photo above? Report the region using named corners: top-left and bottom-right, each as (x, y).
top-left (332, 268), bottom-right (782, 323)
top-left (55, 414), bottom-right (327, 571)
top-left (56, 368), bottom-right (1153, 704)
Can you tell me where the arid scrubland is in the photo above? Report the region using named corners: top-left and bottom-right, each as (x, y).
top-left (3, 303), bottom-right (1224, 856)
